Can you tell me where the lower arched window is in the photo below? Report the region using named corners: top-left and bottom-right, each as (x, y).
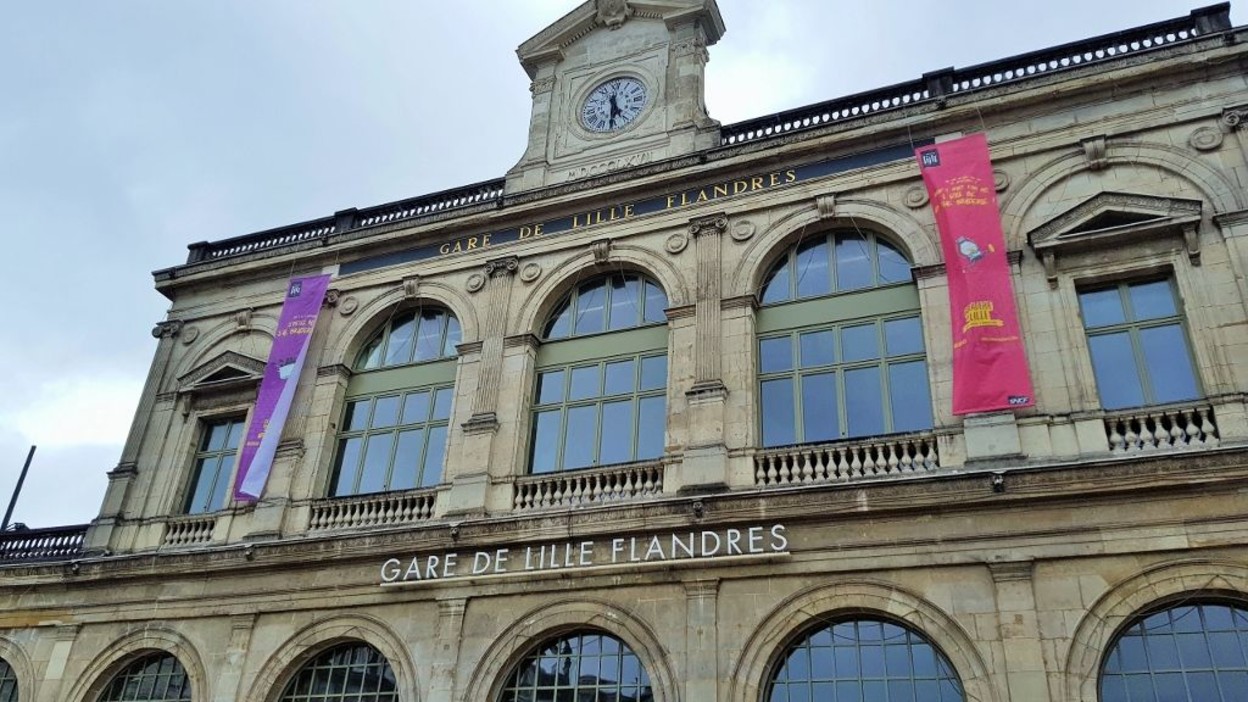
top-left (499, 630), bottom-right (653, 701)
top-left (768, 618), bottom-right (964, 701)
top-left (279, 642), bottom-right (397, 701)
top-left (1100, 602), bottom-right (1248, 702)
top-left (0, 658), bottom-right (16, 702)
top-left (97, 652), bottom-right (190, 701)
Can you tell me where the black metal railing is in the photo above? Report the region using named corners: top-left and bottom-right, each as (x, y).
top-left (183, 5), bottom-right (1230, 265)
top-left (0, 524), bottom-right (87, 564)
top-left (719, 3), bottom-right (1229, 146)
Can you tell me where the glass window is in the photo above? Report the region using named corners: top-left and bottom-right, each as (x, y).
top-left (768, 618), bottom-right (965, 702)
top-left (759, 316), bottom-right (932, 447)
top-left (1079, 279), bottom-right (1200, 410)
top-left (0, 659), bottom-right (15, 702)
top-left (333, 386), bottom-right (453, 495)
top-left (278, 642), bottom-right (398, 702)
top-left (356, 307), bottom-right (460, 371)
top-left (1100, 602), bottom-right (1248, 702)
top-left (531, 354), bottom-right (666, 473)
top-left (760, 230), bottom-right (911, 304)
top-left (96, 652), bottom-right (191, 702)
top-left (544, 274), bottom-right (668, 339)
top-left (498, 630), bottom-right (653, 702)
top-left (185, 417), bottom-right (244, 514)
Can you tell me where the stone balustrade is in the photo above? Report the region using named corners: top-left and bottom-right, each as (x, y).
top-left (513, 462), bottom-right (665, 511)
top-left (754, 434), bottom-right (941, 487)
top-left (1105, 403), bottom-right (1220, 454)
top-left (308, 489), bottom-right (437, 532)
top-left (162, 515), bottom-right (217, 547)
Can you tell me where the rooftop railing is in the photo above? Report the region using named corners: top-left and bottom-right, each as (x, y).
top-left (0, 524), bottom-right (87, 564)
top-left (181, 4), bottom-right (1230, 266)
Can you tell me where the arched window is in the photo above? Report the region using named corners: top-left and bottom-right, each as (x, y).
top-left (0, 658), bottom-right (16, 702)
top-left (768, 618), bottom-right (965, 702)
top-left (330, 306), bottom-right (460, 496)
top-left (757, 230), bottom-right (932, 447)
top-left (97, 652), bottom-right (190, 702)
top-left (530, 274), bottom-right (669, 473)
top-left (498, 630), bottom-right (653, 701)
top-left (278, 642), bottom-right (398, 701)
top-left (1100, 601), bottom-right (1248, 702)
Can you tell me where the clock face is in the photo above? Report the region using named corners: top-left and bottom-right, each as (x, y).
top-left (580, 77), bottom-right (648, 133)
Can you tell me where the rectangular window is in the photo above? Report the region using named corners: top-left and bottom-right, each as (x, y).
top-left (185, 417), bottom-right (244, 514)
top-left (331, 385), bottom-right (454, 496)
top-left (1078, 279), bottom-right (1200, 410)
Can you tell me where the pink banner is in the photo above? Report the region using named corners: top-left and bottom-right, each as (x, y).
top-left (233, 274), bottom-right (331, 501)
top-left (916, 134), bottom-right (1034, 415)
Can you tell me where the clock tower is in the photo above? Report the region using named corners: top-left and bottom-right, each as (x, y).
top-left (506, 0), bottom-right (725, 193)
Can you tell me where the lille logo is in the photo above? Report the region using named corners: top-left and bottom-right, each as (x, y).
top-left (289, 281), bottom-right (303, 297)
top-left (920, 150), bottom-right (941, 168)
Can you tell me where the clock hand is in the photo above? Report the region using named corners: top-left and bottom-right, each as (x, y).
top-left (609, 93), bottom-right (621, 127)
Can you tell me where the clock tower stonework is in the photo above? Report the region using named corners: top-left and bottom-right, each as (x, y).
top-left (506, 0), bottom-right (725, 194)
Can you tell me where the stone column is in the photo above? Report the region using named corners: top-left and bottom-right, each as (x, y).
top-left (213, 615), bottom-right (257, 701)
top-left (34, 624), bottom-right (80, 702)
top-left (87, 319), bottom-right (182, 551)
top-left (988, 561), bottom-right (1052, 702)
top-left (429, 597), bottom-right (468, 702)
top-left (683, 579), bottom-right (720, 700)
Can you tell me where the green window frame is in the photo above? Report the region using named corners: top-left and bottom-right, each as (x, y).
top-left (498, 630), bottom-right (654, 702)
top-left (761, 230), bottom-right (913, 305)
top-left (531, 274), bottom-right (669, 474)
top-left (1078, 278), bottom-right (1201, 410)
top-left (97, 652), bottom-right (191, 702)
top-left (278, 642), bottom-right (398, 701)
top-left (330, 306), bottom-right (461, 497)
top-left (185, 417), bottom-right (244, 514)
top-left (0, 657), bottom-right (16, 702)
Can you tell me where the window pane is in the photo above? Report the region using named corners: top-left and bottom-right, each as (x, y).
top-left (877, 238), bottom-right (912, 284)
top-left (604, 359), bottom-right (636, 395)
top-left (890, 361), bottom-right (934, 433)
top-left (761, 378), bottom-right (797, 447)
top-left (204, 422), bottom-right (230, 451)
top-left (799, 330), bottom-right (835, 368)
top-left (599, 400), bottom-right (634, 464)
top-left (371, 395), bottom-right (401, 428)
top-left (640, 355), bottom-right (667, 391)
top-left (401, 391), bottom-right (430, 424)
top-left (333, 437), bottom-right (363, 495)
top-left (1088, 332), bottom-right (1145, 409)
top-left (546, 300), bottom-right (572, 339)
top-left (358, 434), bottom-right (395, 494)
top-left (795, 237), bottom-right (831, 299)
top-left (358, 334), bottom-right (384, 370)
top-left (885, 317), bottom-right (924, 356)
top-left (563, 406), bottom-right (598, 469)
top-left (569, 365), bottom-right (601, 400)
top-left (841, 323), bottom-right (880, 361)
top-left (574, 281), bottom-right (607, 335)
top-left (383, 315), bottom-right (416, 366)
top-left (761, 258), bottom-right (792, 304)
top-left (414, 310), bottom-right (445, 361)
top-left (390, 429), bottom-right (424, 490)
top-left (187, 458), bottom-right (219, 513)
top-left (835, 233), bottom-right (872, 290)
top-left (206, 458), bottom-right (232, 512)
top-left (443, 314), bottom-right (462, 356)
top-left (637, 396), bottom-right (665, 460)
top-left (432, 387), bottom-right (454, 421)
top-left (422, 426), bottom-right (447, 486)
top-left (1129, 280), bottom-right (1178, 321)
top-left (845, 367), bottom-right (885, 437)
top-left (537, 369), bottom-right (565, 404)
top-left (761, 336), bottom-right (793, 373)
top-left (531, 410), bottom-right (562, 474)
top-left (643, 281), bottom-right (668, 323)
top-left (344, 399), bottom-right (371, 432)
top-left (801, 372), bottom-right (839, 443)
top-left (1139, 324), bottom-right (1198, 404)
top-left (608, 276), bottom-right (641, 330)
top-left (1080, 288), bottom-right (1126, 328)
top-left (223, 420), bottom-right (244, 450)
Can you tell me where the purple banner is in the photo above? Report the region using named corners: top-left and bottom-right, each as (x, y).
top-left (233, 274), bottom-right (331, 501)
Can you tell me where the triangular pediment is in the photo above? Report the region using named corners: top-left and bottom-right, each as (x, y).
top-left (517, 0), bottom-right (724, 77)
top-left (1028, 192), bottom-right (1202, 251)
top-left (178, 351), bottom-right (266, 392)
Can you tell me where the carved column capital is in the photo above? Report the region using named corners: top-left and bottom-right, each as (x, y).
top-left (401, 275), bottom-right (421, 300)
top-left (689, 213), bottom-right (728, 238)
top-left (485, 255), bottom-right (520, 278)
top-left (151, 319), bottom-right (184, 339)
top-left (1221, 105), bottom-right (1248, 131)
top-left (529, 77), bottom-right (555, 96)
top-left (815, 194), bottom-right (837, 219)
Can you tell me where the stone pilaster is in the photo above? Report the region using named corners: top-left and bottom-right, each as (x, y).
top-left (213, 615), bottom-right (257, 702)
top-left (689, 213), bottom-right (727, 395)
top-left (34, 624), bottom-right (80, 702)
top-left (683, 579), bottom-right (720, 701)
top-left (430, 597), bottom-right (468, 702)
top-left (988, 561), bottom-right (1053, 702)
top-left (464, 256), bottom-right (519, 433)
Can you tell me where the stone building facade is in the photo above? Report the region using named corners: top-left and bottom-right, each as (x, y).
top-left (2, 2), bottom-right (1247, 700)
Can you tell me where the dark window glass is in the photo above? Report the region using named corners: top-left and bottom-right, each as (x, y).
top-left (1100, 602), bottom-right (1248, 702)
top-left (1079, 279), bottom-right (1200, 409)
top-left (544, 274), bottom-right (668, 340)
top-left (356, 307), bottom-right (460, 370)
top-left (768, 618), bottom-right (964, 702)
top-left (0, 659), bottom-right (16, 702)
top-left (185, 417), bottom-right (244, 514)
top-left (498, 631), bottom-right (653, 702)
top-left (97, 652), bottom-right (191, 702)
top-left (332, 383), bottom-right (454, 496)
top-left (278, 643), bottom-right (397, 702)
top-left (760, 230), bottom-right (911, 304)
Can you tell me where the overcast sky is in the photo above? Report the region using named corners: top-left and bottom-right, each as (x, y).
top-left (1, 0), bottom-right (1238, 528)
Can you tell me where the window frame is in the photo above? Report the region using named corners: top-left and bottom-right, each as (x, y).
top-left (1077, 276), bottom-right (1202, 410)
top-left (278, 642), bottom-right (398, 702)
top-left (96, 651), bottom-right (191, 702)
top-left (497, 629), bottom-right (654, 702)
top-left (182, 415), bottom-right (247, 515)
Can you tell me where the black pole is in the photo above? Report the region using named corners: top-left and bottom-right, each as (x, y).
top-left (2, 445), bottom-right (35, 531)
